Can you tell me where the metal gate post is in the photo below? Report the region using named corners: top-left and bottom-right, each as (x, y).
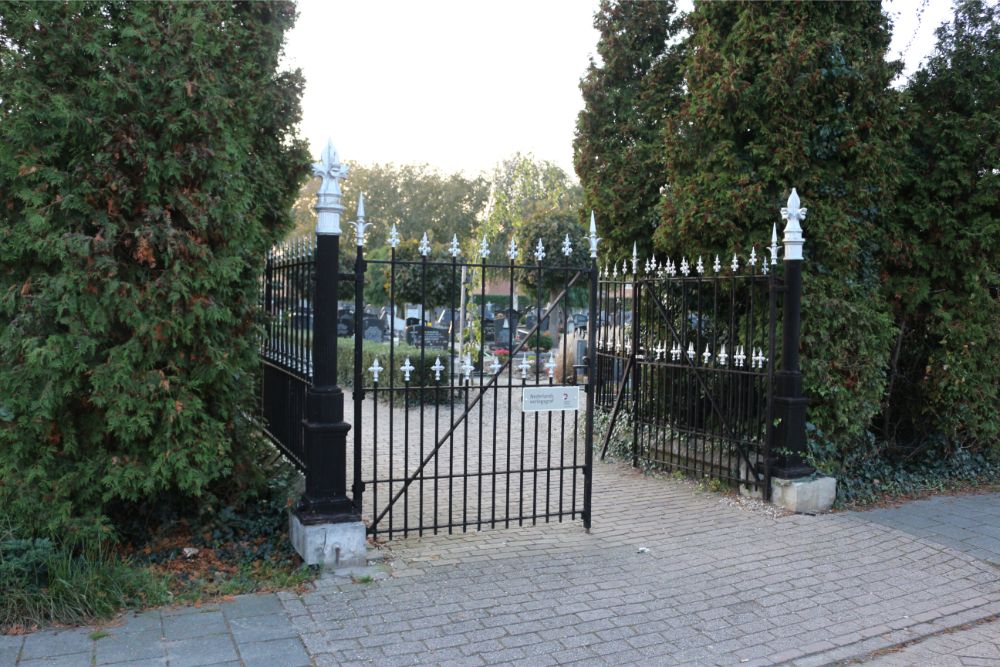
top-left (630, 244), bottom-right (640, 468)
top-left (771, 189), bottom-right (813, 479)
top-left (583, 212), bottom-right (601, 531)
top-left (290, 140), bottom-right (365, 567)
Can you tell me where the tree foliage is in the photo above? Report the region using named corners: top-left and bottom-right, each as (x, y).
top-left (0, 1), bottom-right (309, 533)
top-left (654, 1), bottom-right (903, 451)
top-left (574, 0), bottom-right (686, 261)
top-left (883, 0), bottom-right (1000, 455)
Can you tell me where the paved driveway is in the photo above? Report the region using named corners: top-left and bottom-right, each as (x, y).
top-left (4, 464), bottom-right (999, 666)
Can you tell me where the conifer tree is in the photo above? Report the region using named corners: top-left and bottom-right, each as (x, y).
top-left (574, 0), bottom-right (685, 261)
top-left (884, 0), bottom-right (1000, 454)
top-left (0, 2), bottom-right (310, 532)
top-left (657, 1), bottom-right (903, 450)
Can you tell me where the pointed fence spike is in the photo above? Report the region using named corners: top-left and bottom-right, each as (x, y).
top-left (534, 238), bottom-right (547, 262)
top-left (388, 224), bottom-right (400, 249)
top-left (588, 211), bottom-right (601, 258)
top-left (419, 232), bottom-right (431, 256)
top-left (479, 235), bottom-right (491, 259)
top-left (508, 237), bottom-right (518, 261)
top-left (449, 234), bottom-right (461, 258)
top-left (731, 254), bottom-right (739, 273)
top-left (562, 233), bottom-right (573, 257)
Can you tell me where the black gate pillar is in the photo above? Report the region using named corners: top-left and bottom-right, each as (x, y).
top-left (290, 140), bottom-right (366, 567)
top-left (771, 188), bottom-right (813, 480)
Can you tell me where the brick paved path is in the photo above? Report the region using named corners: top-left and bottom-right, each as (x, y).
top-left (5, 464), bottom-right (999, 666)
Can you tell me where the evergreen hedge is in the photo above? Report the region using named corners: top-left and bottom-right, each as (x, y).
top-left (0, 2), bottom-right (310, 535)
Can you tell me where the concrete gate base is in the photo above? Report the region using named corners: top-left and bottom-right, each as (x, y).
top-left (289, 513), bottom-right (367, 567)
top-left (770, 475), bottom-right (837, 513)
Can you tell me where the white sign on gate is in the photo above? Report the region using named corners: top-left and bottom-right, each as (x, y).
top-left (521, 386), bottom-right (580, 413)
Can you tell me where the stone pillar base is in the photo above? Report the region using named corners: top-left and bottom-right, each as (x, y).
top-left (771, 476), bottom-right (837, 513)
top-left (289, 513), bottom-right (367, 567)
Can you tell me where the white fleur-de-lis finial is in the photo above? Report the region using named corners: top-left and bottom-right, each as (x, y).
top-left (631, 242), bottom-right (639, 275)
top-left (588, 211), bottom-right (601, 259)
top-left (562, 233), bottom-right (573, 257)
top-left (753, 347), bottom-right (767, 369)
top-left (534, 238), bottom-right (546, 262)
top-left (419, 232), bottom-right (431, 256)
top-left (781, 188), bottom-right (807, 261)
top-left (667, 258), bottom-right (676, 277)
top-left (650, 255), bottom-right (658, 273)
top-left (770, 223), bottom-right (779, 265)
top-left (718, 344), bottom-right (728, 365)
top-left (671, 342), bottom-right (681, 361)
top-left (654, 342), bottom-right (665, 360)
top-left (312, 138), bottom-right (350, 236)
top-left (449, 234), bottom-right (461, 258)
top-left (431, 357), bottom-right (444, 382)
top-left (368, 358), bottom-right (384, 383)
top-left (735, 346), bottom-right (747, 368)
top-left (686, 342), bottom-right (695, 361)
top-left (696, 256), bottom-right (705, 275)
top-left (388, 224), bottom-right (400, 249)
top-left (349, 193), bottom-right (372, 247)
top-left (680, 257), bottom-right (690, 276)
top-left (749, 247), bottom-right (758, 267)
top-left (479, 235), bottom-right (491, 259)
top-left (507, 237), bottom-right (518, 261)
top-left (612, 262), bottom-right (618, 278)
top-left (621, 258), bottom-right (628, 276)
top-left (489, 356), bottom-right (501, 374)
top-left (731, 254), bottom-right (739, 273)
top-left (713, 255), bottom-right (722, 273)
top-left (400, 357), bottom-right (415, 382)
top-left (461, 354), bottom-right (474, 381)
top-left (544, 352), bottom-right (557, 379)
top-left (518, 355), bottom-right (532, 379)
top-left (702, 344), bottom-right (711, 364)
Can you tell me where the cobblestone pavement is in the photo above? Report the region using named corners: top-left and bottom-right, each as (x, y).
top-left (6, 463), bottom-right (1000, 666)
top-left (848, 616), bottom-right (1000, 666)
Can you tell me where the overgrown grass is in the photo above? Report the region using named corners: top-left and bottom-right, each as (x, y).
top-left (0, 531), bottom-right (169, 633)
top-left (2, 453), bottom-right (319, 632)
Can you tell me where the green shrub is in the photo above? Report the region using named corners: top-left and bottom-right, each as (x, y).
top-left (0, 2), bottom-right (309, 535)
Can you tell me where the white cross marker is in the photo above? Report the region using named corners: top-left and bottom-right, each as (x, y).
top-left (368, 358), bottom-right (384, 383)
top-left (431, 357), bottom-right (444, 382)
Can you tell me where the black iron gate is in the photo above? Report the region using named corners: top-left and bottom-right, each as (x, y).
top-left (356, 244), bottom-right (597, 539)
top-left (596, 250), bottom-right (777, 495)
top-left (594, 190), bottom-right (813, 497)
top-left (259, 155), bottom-right (600, 540)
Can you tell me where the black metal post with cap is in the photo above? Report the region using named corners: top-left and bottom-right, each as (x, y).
top-left (294, 140), bottom-right (359, 525)
top-left (771, 188), bottom-right (814, 479)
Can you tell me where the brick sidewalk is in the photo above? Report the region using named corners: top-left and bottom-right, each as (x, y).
top-left (4, 463), bottom-right (999, 666)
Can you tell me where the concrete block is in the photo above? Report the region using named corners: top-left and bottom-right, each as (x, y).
top-left (771, 476), bottom-right (837, 513)
top-left (289, 513), bottom-right (367, 567)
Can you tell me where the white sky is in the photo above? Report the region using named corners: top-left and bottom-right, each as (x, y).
top-left (283, 0), bottom-right (956, 179)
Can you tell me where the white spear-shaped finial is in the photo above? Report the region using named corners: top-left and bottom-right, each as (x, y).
top-left (507, 237), bottom-right (518, 261)
top-left (781, 188), bottom-right (807, 261)
top-left (671, 341), bottom-right (681, 361)
top-left (631, 242), bottom-right (639, 275)
top-left (713, 255), bottom-right (722, 273)
top-left (702, 344), bottom-right (712, 365)
top-left (449, 234), bottom-right (461, 258)
top-left (770, 223), bottom-right (779, 265)
top-left (518, 355), bottom-right (532, 379)
top-left (718, 344), bottom-right (728, 365)
top-left (461, 354), bottom-right (474, 381)
top-left (731, 253), bottom-right (739, 273)
top-left (588, 211), bottom-right (601, 259)
top-left (686, 342), bottom-right (695, 361)
top-left (534, 238), bottom-right (546, 262)
top-left (388, 223), bottom-right (400, 249)
top-left (418, 232), bottom-right (431, 256)
top-left (489, 355), bottom-right (501, 374)
top-left (735, 345), bottom-right (747, 368)
top-left (749, 246), bottom-right (758, 267)
top-left (696, 256), bottom-right (705, 275)
top-left (479, 235), bottom-right (491, 259)
top-left (400, 357), bottom-right (415, 383)
top-left (431, 357), bottom-right (445, 382)
top-left (544, 352), bottom-right (557, 379)
top-left (680, 257), bottom-right (690, 276)
top-left (562, 233), bottom-right (573, 257)
top-left (368, 358), bottom-right (384, 383)
top-left (349, 193), bottom-right (372, 247)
